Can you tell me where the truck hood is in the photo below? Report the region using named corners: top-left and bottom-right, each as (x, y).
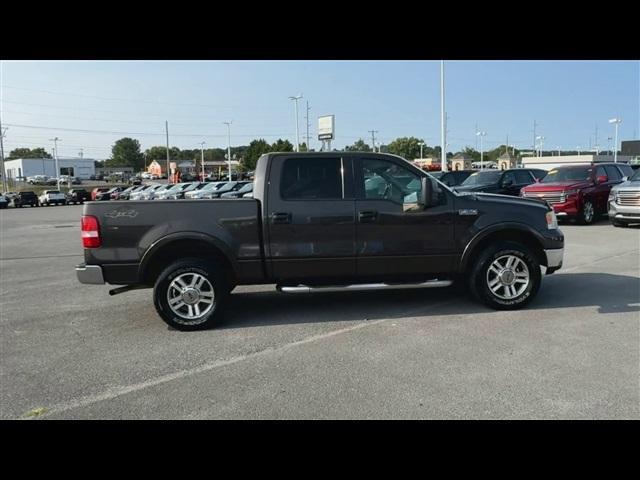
top-left (459, 191), bottom-right (549, 211)
top-left (523, 180), bottom-right (592, 192)
top-left (611, 180), bottom-right (640, 192)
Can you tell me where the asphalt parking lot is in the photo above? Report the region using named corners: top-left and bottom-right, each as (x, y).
top-left (1, 204), bottom-right (638, 419)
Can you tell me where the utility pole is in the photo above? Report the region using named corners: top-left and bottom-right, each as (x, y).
top-left (289, 94), bottom-right (303, 152)
top-left (532, 120), bottom-right (538, 157)
top-left (200, 141), bottom-right (206, 180)
top-left (50, 137), bottom-right (61, 190)
top-left (165, 121), bottom-right (170, 183)
top-left (368, 130), bottom-right (378, 152)
top-left (305, 101), bottom-right (311, 151)
top-left (0, 118), bottom-right (7, 193)
top-left (609, 118), bottom-right (622, 163)
top-left (223, 121), bottom-right (232, 179)
top-left (475, 123), bottom-right (479, 151)
top-left (440, 60), bottom-right (447, 172)
top-left (477, 131), bottom-right (486, 170)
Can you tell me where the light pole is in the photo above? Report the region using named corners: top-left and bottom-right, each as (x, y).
top-left (199, 141), bottom-right (206, 180)
top-left (289, 94), bottom-right (303, 152)
top-left (440, 60), bottom-right (447, 172)
top-left (223, 121), bottom-right (232, 179)
top-left (608, 118), bottom-right (622, 163)
top-left (476, 131), bottom-right (486, 170)
top-left (576, 146), bottom-right (581, 156)
top-left (0, 120), bottom-right (7, 193)
top-left (557, 146), bottom-right (561, 156)
top-left (418, 141), bottom-right (425, 159)
top-left (50, 137), bottom-right (61, 189)
top-left (536, 136), bottom-right (545, 157)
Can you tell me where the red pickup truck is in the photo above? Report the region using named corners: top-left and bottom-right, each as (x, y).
top-left (520, 163), bottom-right (633, 224)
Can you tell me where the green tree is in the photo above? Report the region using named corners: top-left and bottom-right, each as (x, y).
top-left (108, 137), bottom-right (144, 170)
top-left (271, 139), bottom-right (294, 152)
top-left (243, 139), bottom-right (271, 171)
top-left (7, 147), bottom-right (52, 160)
top-left (386, 137), bottom-right (427, 160)
top-left (345, 139), bottom-right (372, 152)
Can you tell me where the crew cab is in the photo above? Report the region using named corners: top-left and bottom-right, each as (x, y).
top-left (521, 163), bottom-right (631, 224)
top-left (39, 190), bottom-right (67, 206)
top-left (76, 152), bottom-right (564, 331)
top-left (454, 168), bottom-right (546, 196)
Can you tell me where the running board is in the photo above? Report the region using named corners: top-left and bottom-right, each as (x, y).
top-left (277, 279), bottom-right (453, 294)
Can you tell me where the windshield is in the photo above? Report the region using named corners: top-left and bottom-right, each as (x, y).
top-left (629, 169), bottom-right (640, 181)
top-left (237, 183), bottom-right (253, 193)
top-left (541, 167), bottom-right (591, 183)
top-left (461, 171), bottom-right (501, 186)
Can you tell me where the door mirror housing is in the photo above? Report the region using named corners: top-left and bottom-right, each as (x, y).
top-left (596, 175), bottom-right (608, 184)
top-left (420, 176), bottom-right (439, 208)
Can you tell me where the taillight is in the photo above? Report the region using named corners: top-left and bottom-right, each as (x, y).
top-left (81, 215), bottom-right (101, 248)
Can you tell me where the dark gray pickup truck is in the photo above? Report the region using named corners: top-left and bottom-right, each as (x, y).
top-left (77, 152), bottom-right (564, 330)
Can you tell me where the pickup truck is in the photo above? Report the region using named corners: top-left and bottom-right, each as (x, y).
top-left (67, 189), bottom-right (91, 204)
top-left (39, 190), bottom-right (67, 206)
top-left (14, 191), bottom-right (40, 208)
top-left (76, 152), bottom-right (565, 331)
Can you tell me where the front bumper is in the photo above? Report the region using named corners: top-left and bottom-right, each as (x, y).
top-left (544, 247), bottom-right (564, 270)
top-left (608, 201), bottom-right (640, 222)
top-left (76, 264), bottom-right (105, 284)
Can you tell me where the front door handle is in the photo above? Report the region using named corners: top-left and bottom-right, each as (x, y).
top-left (271, 212), bottom-right (291, 224)
top-left (358, 210), bottom-right (378, 223)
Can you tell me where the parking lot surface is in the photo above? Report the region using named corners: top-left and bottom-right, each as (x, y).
top-left (1, 205), bottom-right (638, 419)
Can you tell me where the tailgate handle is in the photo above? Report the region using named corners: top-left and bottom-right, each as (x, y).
top-left (358, 210), bottom-right (378, 223)
top-left (271, 212), bottom-right (291, 224)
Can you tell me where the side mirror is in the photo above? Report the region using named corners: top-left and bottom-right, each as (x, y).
top-left (622, 176), bottom-right (629, 182)
top-left (420, 177), bottom-right (438, 208)
top-left (596, 175), bottom-right (608, 184)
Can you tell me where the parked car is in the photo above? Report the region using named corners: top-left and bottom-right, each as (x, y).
top-left (454, 168), bottom-right (546, 196)
top-left (608, 166), bottom-right (640, 227)
top-left (203, 181), bottom-right (251, 199)
top-left (140, 184), bottom-right (172, 200)
top-left (95, 186), bottom-right (125, 201)
top-left (429, 170), bottom-right (476, 187)
top-left (39, 190), bottom-right (67, 206)
top-left (220, 182), bottom-right (254, 198)
top-left (76, 152), bottom-right (564, 331)
top-left (156, 182), bottom-right (206, 200)
top-left (521, 163), bottom-right (630, 224)
top-left (0, 194), bottom-right (8, 209)
top-left (184, 182), bottom-right (227, 199)
top-left (27, 175), bottom-right (49, 185)
top-left (67, 189), bottom-right (91, 205)
top-left (3, 192), bottom-right (19, 203)
top-left (14, 191), bottom-right (40, 208)
top-left (127, 185), bottom-right (154, 201)
top-left (111, 186), bottom-right (136, 200)
top-left (91, 187), bottom-right (110, 201)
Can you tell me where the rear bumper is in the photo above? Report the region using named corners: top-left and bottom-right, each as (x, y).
top-left (76, 264), bottom-right (105, 284)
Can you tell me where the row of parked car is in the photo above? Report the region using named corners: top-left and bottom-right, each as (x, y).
top-left (90, 180), bottom-right (254, 202)
top-left (430, 162), bottom-right (638, 226)
top-left (26, 175), bottom-right (82, 185)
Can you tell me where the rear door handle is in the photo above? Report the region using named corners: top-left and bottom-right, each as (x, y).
top-left (271, 212), bottom-right (291, 224)
top-left (358, 210), bottom-right (378, 223)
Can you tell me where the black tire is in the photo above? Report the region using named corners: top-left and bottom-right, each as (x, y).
top-left (579, 199), bottom-right (595, 225)
top-left (468, 241), bottom-right (541, 310)
top-left (153, 258), bottom-right (230, 331)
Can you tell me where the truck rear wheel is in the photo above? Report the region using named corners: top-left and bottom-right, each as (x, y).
top-left (469, 241), bottom-right (541, 310)
top-left (153, 258), bottom-right (229, 331)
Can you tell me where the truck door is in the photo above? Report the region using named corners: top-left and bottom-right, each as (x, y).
top-left (266, 155), bottom-right (356, 281)
top-left (353, 156), bottom-right (456, 278)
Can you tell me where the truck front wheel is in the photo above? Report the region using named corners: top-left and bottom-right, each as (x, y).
top-left (469, 241), bottom-right (541, 310)
top-left (153, 258), bottom-right (230, 331)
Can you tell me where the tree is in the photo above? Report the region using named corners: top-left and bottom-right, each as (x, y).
top-left (271, 139), bottom-right (294, 152)
top-left (386, 137), bottom-right (427, 160)
top-left (243, 139), bottom-right (271, 171)
top-left (7, 147), bottom-right (52, 160)
top-left (345, 139), bottom-right (372, 152)
top-left (108, 138), bottom-right (144, 170)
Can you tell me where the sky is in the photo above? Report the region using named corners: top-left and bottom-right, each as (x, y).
top-left (1, 60), bottom-right (638, 160)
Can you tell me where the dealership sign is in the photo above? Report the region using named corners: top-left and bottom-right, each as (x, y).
top-left (318, 115), bottom-right (335, 140)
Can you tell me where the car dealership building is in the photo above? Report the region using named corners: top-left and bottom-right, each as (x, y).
top-left (3, 157), bottom-right (96, 180)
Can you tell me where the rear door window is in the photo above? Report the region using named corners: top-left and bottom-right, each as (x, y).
top-left (604, 165), bottom-right (621, 181)
top-left (281, 157), bottom-right (343, 200)
top-left (514, 170), bottom-right (534, 184)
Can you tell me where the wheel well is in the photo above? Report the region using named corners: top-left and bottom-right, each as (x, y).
top-left (141, 239), bottom-right (235, 286)
top-left (462, 229), bottom-right (547, 273)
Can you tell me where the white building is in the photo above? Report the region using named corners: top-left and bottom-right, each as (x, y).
top-left (3, 157), bottom-right (96, 180)
top-left (521, 154), bottom-right (633, 171)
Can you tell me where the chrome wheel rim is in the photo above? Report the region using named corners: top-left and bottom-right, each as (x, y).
top-left (486, 254), bottom-right (530, 300)
top-left (583, 202), bottom-right (594, 222)
top-left (166, 272), bottom-right (215, 324)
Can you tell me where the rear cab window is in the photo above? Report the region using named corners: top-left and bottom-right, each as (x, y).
top-left (281, 157), bottom-right (343, 200)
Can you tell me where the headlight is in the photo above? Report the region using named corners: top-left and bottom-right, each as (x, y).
top-left (563, 189), bottom-right (579, 197)
top-left (546, 210), bottom-right (558, 230)
top-left (608, 192), bottom-right (616, 203)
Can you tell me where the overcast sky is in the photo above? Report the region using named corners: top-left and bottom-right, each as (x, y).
top-left (1, 60), bottom-right (638, 159)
